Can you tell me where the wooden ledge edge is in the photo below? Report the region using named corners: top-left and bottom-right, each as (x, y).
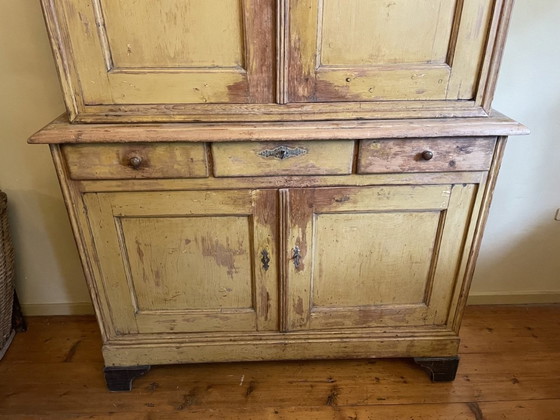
top-left (28, 110), bottom-right (529, 145)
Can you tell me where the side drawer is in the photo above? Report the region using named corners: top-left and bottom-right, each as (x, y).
top-left (212, 141), bottom-right (355, 177)
top-left (62, 143), bottom-right (209, 180)
top-left (357, 137), bottom-right (496, 174)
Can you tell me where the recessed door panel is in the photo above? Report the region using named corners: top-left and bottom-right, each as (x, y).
top-left (120, 216), bottom-right (254, 312)
top-left (312, 212), bottom-right (441, 307)
top-left (101, 0), bottom-right (244, 69)
top-left (55, 0), bottom-right (274, 105)
top-left (320, 0), bottom-right (455, 66)
top-left (288, 0), bottom-right (493, 102)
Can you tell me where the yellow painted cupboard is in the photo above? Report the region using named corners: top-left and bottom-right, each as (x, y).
top-left (43, 0), bottom-right (512, 122)
top-left (31, 0), bottom-right (528, 390)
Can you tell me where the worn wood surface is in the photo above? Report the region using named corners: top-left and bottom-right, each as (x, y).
top-left (1, 305), bottom-right (559, 418)
top-left (284, 184), bottom-right (480, 332)
top-left (48, 133), bottom-right (499, 367)
top-left (28, 112), bottom-right (529, 144)
top-left (288, 0), bottom-right (493, 103)
top-left (212, 141), bottom-right (355, 177)
top-left (82, 189), bottom-right (278, 337)
top-left (358, 137), bottom-right (496, 174)
top-left (43, 0), bottom-right (274, 111)
top-left (40, 0), bottom-right (515, 121)
top-left (75, 172), bottom-right (486, 193)
top-left (62, 143), bottom-right (209, 180)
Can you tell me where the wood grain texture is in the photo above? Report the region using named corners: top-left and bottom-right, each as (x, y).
top-left (62, 143), bottom-right (209, 180)
top-left (357, 137), bottom-right (496, 173)
top-left (287, 0), bottom-right (502, 104)
top-left (28, 112), bottom-right (529, 144)
top-left (320, 0), bottom-right (456, 66)
top-left (41, 0), bottom-right (274, 114)
top-left (100, 0), bottom-right (244, 69)
top-left (284, 185), bottom-right (479, 331)
top-left (76, 172), bottom-right (486, 194)
top-left (40, 0), bottom-right (516, 121)
top-left (82, 190), bottom-right (279, 337)
top-left (446, 0), bottom-right (494, 99)
top-left (1, 306), bottom-right (559, 418)
top-left (212, 141), bottom-right (355, 177)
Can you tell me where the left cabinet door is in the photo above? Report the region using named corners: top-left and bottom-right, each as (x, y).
top-left (82, 189), bottom-right (278, 337)
top-left (45, 0), bottom-right (275, 117)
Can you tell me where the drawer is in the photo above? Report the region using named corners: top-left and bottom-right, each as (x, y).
top-left (357, 137), bottom-right (496, 174)
top-left (212, 141), bottom-right (355, 177)
top-left (62, 143), bottom-right (209, 180)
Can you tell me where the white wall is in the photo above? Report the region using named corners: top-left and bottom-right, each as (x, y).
top-left (470, 0), bottom-right (560, 303)
top-left (0, 0), bottom-right (558, 315)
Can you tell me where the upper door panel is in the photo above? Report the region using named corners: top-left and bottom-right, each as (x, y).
top-left (287, 0), bottom-right (494, 102)
top-left (45, 0), bottom-right (274, 115)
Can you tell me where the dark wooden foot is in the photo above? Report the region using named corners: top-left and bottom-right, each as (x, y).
top-left (414, 356), bottom-right (459, 382)
top-left (104, 365), bottom-right (151, 391)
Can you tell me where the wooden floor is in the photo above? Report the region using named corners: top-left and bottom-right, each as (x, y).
top-left (0, 305), bottom-right (559, 419)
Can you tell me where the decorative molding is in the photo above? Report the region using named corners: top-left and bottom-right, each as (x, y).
top-left (468, 292), bottom-right (560, 305)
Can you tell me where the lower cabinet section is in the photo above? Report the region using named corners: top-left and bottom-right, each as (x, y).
top-left (51, 139), bottom-right (502, 390)
top-left (82, 184), bottom-right (478, 340)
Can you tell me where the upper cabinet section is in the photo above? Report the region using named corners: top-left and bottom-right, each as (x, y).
top-left (41, 0), bottom-right (514, 122)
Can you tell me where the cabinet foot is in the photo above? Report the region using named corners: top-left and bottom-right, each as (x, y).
top-left (414, 356), bottom-right (459, 382)
top-left (104, 365), bottom-right (151, 391)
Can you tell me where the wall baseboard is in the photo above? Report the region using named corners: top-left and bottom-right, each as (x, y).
top-left (18, 293), bottom-right (560, 316)
top-left (21, 302), bottom-right (94, 316)
top-left (467, 292), bottom-right (560, 305)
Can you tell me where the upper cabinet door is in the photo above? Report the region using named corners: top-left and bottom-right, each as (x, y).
top-left (287, 0), bottom-right (495, 103)
top-left (45, 0), bottom-right (274, 119)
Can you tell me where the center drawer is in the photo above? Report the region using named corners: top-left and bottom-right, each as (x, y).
top-left (211, 141), bottom-right (355, 177)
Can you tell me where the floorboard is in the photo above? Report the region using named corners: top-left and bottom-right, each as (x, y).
top-left (0, 305), bottom-right (559, 419)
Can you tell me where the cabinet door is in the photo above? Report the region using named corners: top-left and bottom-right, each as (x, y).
top-left (49, 0), bottom-right (274, 108)
top-left (83, 190), bottom-right (278, 336)
top-left (284, 184), bottom-right (476, 331)
top-left (288, 0), bottom-right (493, 102)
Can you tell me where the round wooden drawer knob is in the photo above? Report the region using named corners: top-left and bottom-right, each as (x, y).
top-left (129, 156), bottom-right (143, 169)
top-left (421, 150), bottom-right (434, 161)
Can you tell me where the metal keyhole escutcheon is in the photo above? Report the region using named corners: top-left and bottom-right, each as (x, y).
top-left (292, 246), bottom-right (301, 268)
top-left (261, 249), bottom-right (270, 271)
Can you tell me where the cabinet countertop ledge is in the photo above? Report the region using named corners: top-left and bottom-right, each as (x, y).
top-left (28, 110), bottom-right (529, 145)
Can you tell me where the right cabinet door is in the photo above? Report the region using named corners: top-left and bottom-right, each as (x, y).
top-left (288, 0), bottom-right (494, 103)
top-left (284, 184), bottom-right (478, 331)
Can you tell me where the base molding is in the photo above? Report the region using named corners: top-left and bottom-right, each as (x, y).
top-left (103, 335), bottom-right (460, 367)
top-left (467, 292), bottom-right (560, 305)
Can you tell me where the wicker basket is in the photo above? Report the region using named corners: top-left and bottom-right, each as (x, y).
top-left (0, 190), bottom-right (15, 358)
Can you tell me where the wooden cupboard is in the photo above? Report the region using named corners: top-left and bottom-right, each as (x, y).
top-left (32, 0), bottom-right (528, 391)
top-left (42, 0), bottom-right (513, 122)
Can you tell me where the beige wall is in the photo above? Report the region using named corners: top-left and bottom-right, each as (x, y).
top-left (470, 0), bottom-right (560, 304)
top-left (0, 1), bottom-right (558, 315)
top-left (0, 0), bottom-right (90, 314)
